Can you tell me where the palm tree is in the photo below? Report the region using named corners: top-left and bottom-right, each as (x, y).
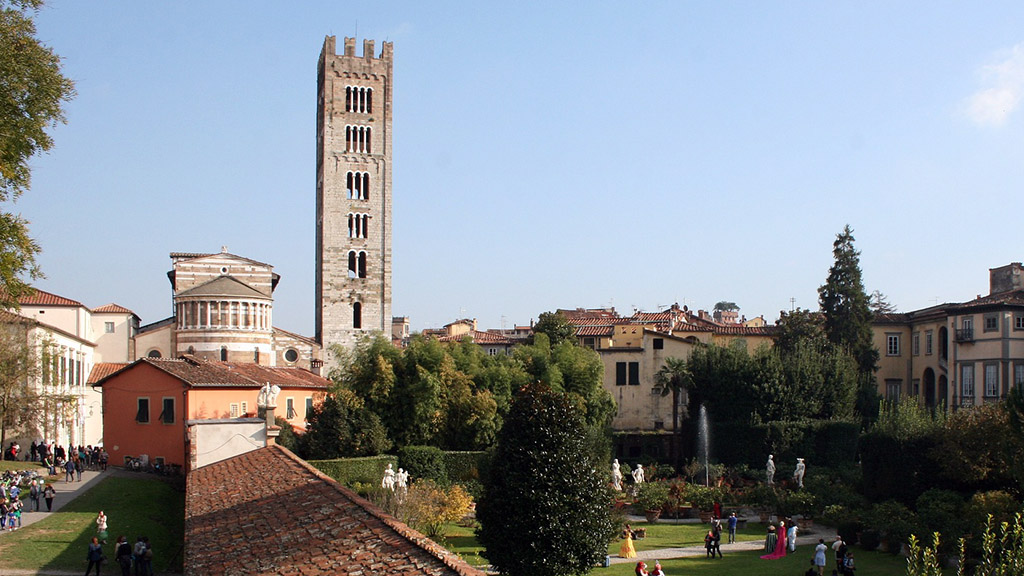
top-left (655, 357), bottom-right (690, 468)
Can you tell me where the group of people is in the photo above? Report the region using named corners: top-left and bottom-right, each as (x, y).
top-left (88, 534), bottom-right (155, 576)
top-left (760, 518), bottom-right (799, 559)
top-left (1, 475), bottom-right (57, 531)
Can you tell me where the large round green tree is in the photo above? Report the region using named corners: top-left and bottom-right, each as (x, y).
top-left (476, 382), bottom-right (615, 576)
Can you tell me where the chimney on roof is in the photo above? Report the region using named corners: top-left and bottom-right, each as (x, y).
top-left (989, 262), bottom-right (1024, 294)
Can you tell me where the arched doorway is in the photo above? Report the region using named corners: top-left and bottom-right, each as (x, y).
top-left (923, 368), bottom-right (936, 409)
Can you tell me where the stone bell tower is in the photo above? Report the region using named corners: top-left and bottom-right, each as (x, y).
top-left (315, 36), bottom-right (393, 368)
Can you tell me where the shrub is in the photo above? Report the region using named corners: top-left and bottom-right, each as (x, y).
top-left (635, 481), bottom-right (671, 512)
top-left (400, 479), bottom-right (473, 538)
top-left (398, 445), bottom-right (448, 485)
top-left (963, 490), bottom-right (1020, 537)
top-left (310, 455), bottom-right (397, 487)
top-left (868, 500), bottom-right (918, 553)
top-left (915, 489), bottom-right (964, 542)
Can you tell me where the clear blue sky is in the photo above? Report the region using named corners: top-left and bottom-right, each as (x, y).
top-left (20, 1), bottom-right (1024, 336)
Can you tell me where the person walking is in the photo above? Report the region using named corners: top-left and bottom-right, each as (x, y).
top-left (29, 481), bottom-right (40, 511)
top-left (43, 483), bottom-right (56, 511)
top-left (814, 538), bottom-right (828, 576)
top-left (85, 536), bottom-right (104, 576)
top-left (115, 536), bottom-right (133, 576)
top-left (64, 458), bottom-right (75, 482)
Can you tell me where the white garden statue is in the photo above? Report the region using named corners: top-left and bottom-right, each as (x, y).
top-left (382, 463), bottom-right (396, 491)
top-left (612, 459), bottom-right (623, 491)
top-left (766, 454), bottom-right (776, 485)
top-left (632, 463), bottom-right (645, 484)
top-left (793, 458), bottom-right (806, 489)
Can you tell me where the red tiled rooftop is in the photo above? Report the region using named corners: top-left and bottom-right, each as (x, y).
top-left (93, 356), bottom-right (330, 390)
top-left (87, 363), bottom-right (130, 385)
top-left (18, 289), bottom-right (83, 307)
top-left (185, 445), bottom-right (485, 576)
top-left (93, 303), bottom-right (135, 314)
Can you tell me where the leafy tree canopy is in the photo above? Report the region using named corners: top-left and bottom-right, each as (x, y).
top-left (476, 382), bottom-right (616, 576)
top-left (714, 301), bottom-right (740, 312)
top-left (0, 1), bottom-right (75, 308)
top-left (529, 311), bottom-right (576, 347)
top-left (817, 225), bottom-right (881, 425)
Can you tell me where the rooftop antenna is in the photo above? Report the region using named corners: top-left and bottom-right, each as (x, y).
top-left (790, 297), bottom-right (796, 311)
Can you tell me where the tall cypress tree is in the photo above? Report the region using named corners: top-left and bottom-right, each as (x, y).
top-left (818, 225), bottom-right (881, 425)
top-left (476, 382), bottom-right (615, 576)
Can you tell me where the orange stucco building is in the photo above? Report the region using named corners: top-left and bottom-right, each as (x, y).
top-left (93, 356), bottom-right (329, 470)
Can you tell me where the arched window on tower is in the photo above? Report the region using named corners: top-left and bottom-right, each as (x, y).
top-left (366, 88), bottom-right (373, 114)
top-left (348, 251), bottom-right (357, 278)
top-left (353, 302), bottom-right (362, 329)
top-left (362, 173), bottom-right (370, 200)
top-left (358, 251), bottom-right (367, 278)
top-left (220, 346), bottom-right (228, 361)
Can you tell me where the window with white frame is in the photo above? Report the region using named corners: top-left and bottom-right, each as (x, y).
top-left (345, 125), bottom-right (372, 153)
top-left (925, 330), bottom-right (933, 355)
top-left (104, 322), bottom-right (115, 333)
top-left (984, 363), bottom-right (999, 397)
top-left (347, 213), bottom-right (369, 238)
top-left (912, 332), bottom-right (920, 356)
top-left (346, 171), bottom-right (370, 200)
top-left (241, 401), bottom-right (248, 416)
top-left (886, 334), bottom-right (901, 356)
top-left (230, 403), bottom-right (240, 418)
top-left (961, 364), bottom-right (975, 398)
top-left (345, 86), bottom-right (373, 113)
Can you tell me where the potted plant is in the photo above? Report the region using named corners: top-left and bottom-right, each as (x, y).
top-left (635, 481), bottom-right (670, 523)
top-left (687, 484), bottom-right (719, 523)
top-left (786, 490), bottom-right (818, 530)
top-left (746, 484), bottom-right (778, 523)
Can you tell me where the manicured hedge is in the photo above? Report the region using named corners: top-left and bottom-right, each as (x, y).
top-left (443, 450), bottom-right (488, 482)
top-left (309, 455), bottom-right (397, 487)
top-left (397, 445), bottom-right (447, 484)
top-left (711, 419), bottom-right (858, 468)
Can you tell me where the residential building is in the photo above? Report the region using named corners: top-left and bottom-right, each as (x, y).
top-left (873, 262), bottom-right (1024, 409)
top-left (92, 356), bottom-right (329, 471)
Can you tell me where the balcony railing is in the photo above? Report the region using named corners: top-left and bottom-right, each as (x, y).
top-left (954, 328), bottom-right (974, 342)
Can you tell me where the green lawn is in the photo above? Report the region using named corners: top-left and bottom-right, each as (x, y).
top-left (442, 520), bottom-right (916, 575)
top-left (0, 475), bottom-right (185, 573)
top-left (592, 546), bottom-right (910, 576)
top-left (608, 520), bottom-right (765, 554)
top-left (0, 460), bottom-right (47, 472)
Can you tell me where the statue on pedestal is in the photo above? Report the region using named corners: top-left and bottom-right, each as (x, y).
top-left (612, 459), bottom-right (623, 491)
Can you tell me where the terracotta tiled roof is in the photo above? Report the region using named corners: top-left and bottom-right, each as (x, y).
top-left (953, 290), bottom-right (1024, 310)
top-left (18, 289), bottom-right (83, 307)
top-left (93, 356), bottom-right (330, 390)
top-left (0, 309), bottom-right (34, 324)
top-left (185, 445), bottom-right (484, 576)
top-left (87, 363), bottom-right (130, 385)
top-left (93, 303), bottom-right (135, 314)
top-left (575, 325), bottom-right (614, 337)
top-left (629, 311), bottom-right (674, 323)
top-left (437, 330), bottom-right (512, 345)
top-left (557, 307), bottom-right (619, 320)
